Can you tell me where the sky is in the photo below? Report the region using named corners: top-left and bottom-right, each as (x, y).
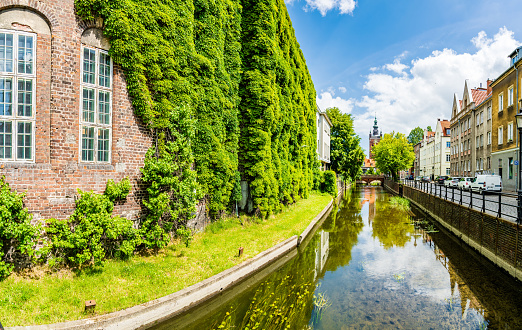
top-left (284, 0), bottom-right (522, 156)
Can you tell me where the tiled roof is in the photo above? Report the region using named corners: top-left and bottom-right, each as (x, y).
top-left (440, 120), bottom-right (450, 136)
top-left (363, 158), bottom-right (376, 167)
top-left (471, 88), bottom-right (488, 107)
top-left (476, 91), bottom-right (492, 108)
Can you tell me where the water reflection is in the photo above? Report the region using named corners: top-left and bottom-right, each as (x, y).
top-left (153, 186), bottom-right (522, 329)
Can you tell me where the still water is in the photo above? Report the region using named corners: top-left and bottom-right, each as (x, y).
top-left (154, 186), bottom-right (522, 329)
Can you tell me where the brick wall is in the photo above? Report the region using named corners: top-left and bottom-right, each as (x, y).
top-left (0, 0), bottom-right (152, 221)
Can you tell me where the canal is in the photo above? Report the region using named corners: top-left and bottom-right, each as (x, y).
top-left (153, 186), bottom-right (522, 329)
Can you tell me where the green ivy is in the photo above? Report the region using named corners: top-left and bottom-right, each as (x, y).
top-left (74, 0), bottom-right (317, 223)
top-left (0, 177), bottom-right (39, 278)
top-left (239, 0), bottom-right (318, 216)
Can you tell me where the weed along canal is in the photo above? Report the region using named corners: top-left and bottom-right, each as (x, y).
top-left (154, 186), bottom-right (522, 329)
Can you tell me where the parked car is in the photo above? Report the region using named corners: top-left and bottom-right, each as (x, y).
top-left (421, 176), bottom-right (431, 183)
top-left (444, 177), bottom-right (461, 188)
top-left (407, 175), bottom-right (414, 180)
top-left (436, 176), bottom-right (449, 185)
top-left (457, 177), bottom-right (474, 190)
top-left (415, 176), bottom-right (422, 181)
top-left (470, 175), bottom-right (502, 193)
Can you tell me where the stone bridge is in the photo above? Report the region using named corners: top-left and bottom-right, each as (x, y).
top-left (358, 175), bottom-right (385, 185)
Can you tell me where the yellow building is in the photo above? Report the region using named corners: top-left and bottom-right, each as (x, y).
top-left (491, 46), bottom-right (522, 191)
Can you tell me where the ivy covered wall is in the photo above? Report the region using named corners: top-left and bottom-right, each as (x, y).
top-left (75, 0), bottom-right (318, 220)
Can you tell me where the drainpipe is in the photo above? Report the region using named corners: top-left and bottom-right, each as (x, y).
top-left (514, 63), bottom-right (522, 190)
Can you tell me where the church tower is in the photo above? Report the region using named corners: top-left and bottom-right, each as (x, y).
top-left (369, 116), bottom-right (382, 159)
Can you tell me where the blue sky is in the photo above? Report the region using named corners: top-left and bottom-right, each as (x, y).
top-left (284, 0), bottom-right (522, 155)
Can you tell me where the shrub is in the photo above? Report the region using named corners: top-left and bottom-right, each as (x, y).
top-left (322, 171), bottom-right (338, 196)
top-left (0, 177), bottom-right (39, 278)
top-left (42, 184), bottom-right (139, 268)
top-left (104, 177), bottom-right (131, 202)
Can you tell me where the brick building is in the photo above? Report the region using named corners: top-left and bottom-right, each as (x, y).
top-left (491, 47), bottom-right (522, 191)
top-left (0, 1), bottom-right (152, 221)
top-left (368, 116), bottom-right (381, 159)
top-left (449, 80), bottom-right (489, 177)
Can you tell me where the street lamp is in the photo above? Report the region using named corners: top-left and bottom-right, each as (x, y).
top-left (515, 112), bottom-right (522, 224)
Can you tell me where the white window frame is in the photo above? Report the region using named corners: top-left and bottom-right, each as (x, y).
top-left (499, 93), bottom-right (504, 112)
top-left (498, 126), bottom-right (503, 144)
top-left (508, 86), bottom-right (514, 106)
top-left (79, 45), bottom-right (113, 164)
top-left (487, 131), bottom-right (491, 145)
top-left (0, 29), bottom-right (37, 162)
top-left (487, 106), bottom-right (492, 120)
top-left (508, 122), bottom-right (513, 141)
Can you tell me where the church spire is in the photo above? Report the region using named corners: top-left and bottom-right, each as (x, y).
top-left (372, 115), bottom-right (379, 136)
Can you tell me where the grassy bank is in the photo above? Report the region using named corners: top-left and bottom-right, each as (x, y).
top-left (0, 192), bottom-right (332, 326)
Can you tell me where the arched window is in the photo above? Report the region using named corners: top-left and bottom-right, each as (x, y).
top-left (80, 29), bottom-right (112, 163)
top-left (0, 29), bottom-right (36, 161)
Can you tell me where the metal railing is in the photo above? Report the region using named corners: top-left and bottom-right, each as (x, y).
top-left (400, 179), bottom-right (518, 222)
top-left (384, 178), bottom-right (522, 275)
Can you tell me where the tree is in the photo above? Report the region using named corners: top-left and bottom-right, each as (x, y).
top-left (372, 132), bottom-right (415, 181)
top-left (326, 107), bottom-right (365, 182)
top-left (427, 126), bottom-right (432, 132)
top-left (407, 127), bottom-right (424, 145)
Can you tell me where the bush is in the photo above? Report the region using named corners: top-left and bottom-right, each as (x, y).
top-left (0, 177), bottom-right (39, 278)
top-left (42, 182), bottom-right (139, 268)
top-left (322, 171), bottom-right (338, 196)
top-left (104, 177), bottom-right (131, 202)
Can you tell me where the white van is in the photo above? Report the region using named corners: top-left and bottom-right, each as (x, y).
top-left (457, 177), bottom-right (474, 190)
top-left (470, 175), bottom-right (502, 193)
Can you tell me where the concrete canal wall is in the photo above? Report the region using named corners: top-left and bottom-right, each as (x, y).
top-left (10, 186), bottom-right (346, 330)
top-left (383, 180), bottom-right (522, 282)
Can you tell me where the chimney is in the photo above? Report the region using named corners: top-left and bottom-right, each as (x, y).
top-left (487, 79), bottom-right (493, 94)
top-left (437, 118), bottom-right (440, 121)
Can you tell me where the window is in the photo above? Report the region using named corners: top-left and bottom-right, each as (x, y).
top-left (446, 128), bottom-right (450, 135)
top-left (480, 134), bottom-right (483, 147)
top-left (480, 111), bottom-right (484, 124)
top-left (476, 159), bottom-right (480, 170)
top-left (508, 86), bottom-right (514, 106)
top-left (80, 46), bottom-right (112, 163)
top-left (499, 93), bottom-right (504, 111)
top-left (476, 114), bottom-right (480, 126)
top-left (446, 154), bottom-right (450, 162)
top-left (446, 168), bottom-right (450, 175)
top-left (509, 157), bottom-right (514, 179)
top-left (487, 106), bottom-right (492, 120)
top-left (0, 30), bottom-right (36, 161)
top-left (508, 122), bottom-right (513, 141)
top-left (498, 126), bottom-right (503, 144)
top-left (446, 141), bottom-right (450, 148)
top-left (487, 131), bottom-right (491, 145)
top-left (476, 136), bottom-right (479, 148)
top-left (487, 157), bottom-right (490, 169)
top-left (468, 118), bottom-right (471, 129)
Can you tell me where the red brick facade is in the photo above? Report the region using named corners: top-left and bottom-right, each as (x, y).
top-left (0, 0), bottom-right (152, 221)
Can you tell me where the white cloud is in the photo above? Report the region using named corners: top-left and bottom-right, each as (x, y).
top-left (354, 27), bottom-right (520, 140)
top-left (383, 58), bottom-right (409, 75)
top-left (317, 91), bottom-right (355, 113)
top-left (338, 86), bottom-right (347, 93)
top-left (303, 0), bottom-right (357, 16)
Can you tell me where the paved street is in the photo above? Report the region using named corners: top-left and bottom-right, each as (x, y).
top-left (402, 180), bottom-right (519, 223)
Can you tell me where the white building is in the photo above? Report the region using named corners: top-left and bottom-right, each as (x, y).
top-left (420, 119), bottom-right (451, 179)
top-left (433, 119), bottom-right (451, 177)
top-left (316, 106), bottom-right (332, 170)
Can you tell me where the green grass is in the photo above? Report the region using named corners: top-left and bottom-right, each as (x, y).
top-left (389, 196), bottom-right (410, 210)
top-left (0, 192), bottom-right (332, 327)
